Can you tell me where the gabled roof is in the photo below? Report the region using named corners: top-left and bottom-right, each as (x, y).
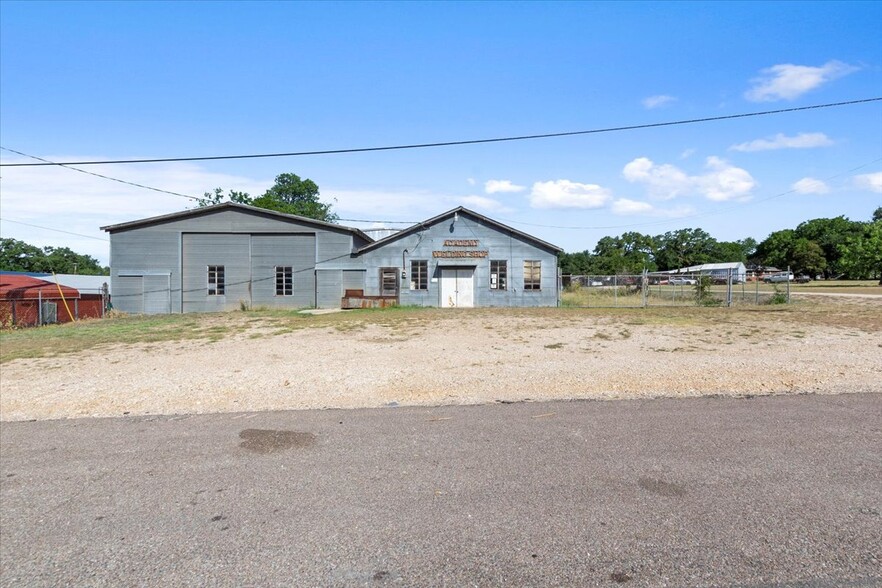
top-left (665, 262), bottom-right (746, 274)
top-left (356, 207), bottom-right (562, 254)
top-left (101, 202), bottom-right (373, 242)
top-left (0, 274), bottom-right (80, 300)
top-left (0, 271), bottom-right (110, 294)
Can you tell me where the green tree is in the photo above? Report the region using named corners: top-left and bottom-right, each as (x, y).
top-left (558, 251), bottom-right (592, 275)
top-left (710, 241), bottom-right (747, 263)
top-left (197, 173), bottom-right (338, 222)
top-left (0, 238), bottom-right (46, 272)
top-left (873, 206), bottom-right (882, 223)
top-left (619, 231), bottom-right (657, 272)
top-left (790, 238), bottom-right (827, 278)
top-left (197, 188), bottom-right (253, 207)
top-left (837, 221), bottom-right (882, 281)
top-left (653, 228), bottom-right (717, 271)
top-left (251, 173), bottom-right (338, 222)
top-left (794, 216), bottom-right (864, 278)
top-left (738, 237), bottom-right (758, 263)
top-left (0, 238), bottom-right (107, 274)
top-left (755, 229), bottom-right (795, 269)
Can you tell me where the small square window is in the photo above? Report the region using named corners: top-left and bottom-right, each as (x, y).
top-left (490, 260), bottom-right (507, 290)
top-left (275, 266), bottom-right (293, 296)
top-left (524, 260), bottom-right (541, 291)
top-left (208, 265), bottom-right (225, 296)
top-left (411, 260), bottom-right (428, 290)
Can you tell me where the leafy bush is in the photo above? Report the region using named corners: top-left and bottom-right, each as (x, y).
top-left (768, 287), bottom-right (788, 305)
top-left (694, 276), bottom-right (721, 306)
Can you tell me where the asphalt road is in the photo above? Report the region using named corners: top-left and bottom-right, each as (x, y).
top-left (1, 394), bottom-right (880, 587)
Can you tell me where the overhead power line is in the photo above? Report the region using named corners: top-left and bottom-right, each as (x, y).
top-left (0, 217), bottom-right (110, 241)
top-left (0, 147), bottom-right (201, 201)
top-left (2, 97), bottom-right (879, 167)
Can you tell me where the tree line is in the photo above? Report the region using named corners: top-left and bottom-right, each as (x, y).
top-left (0, 239), bottom-right (108, 275)
top-left (559, 207), bottom-right (882, 280)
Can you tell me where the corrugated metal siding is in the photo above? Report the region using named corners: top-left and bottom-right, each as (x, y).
top-left (315, 270), bottom-right (342, 308)
top-left (110, 230), bottom-right (179, 314)
top-left (108, 206), bottom-right (559, 312)
top-left (182, 234), bottom-right (251, 312)
top-left (109, 208), bottom-right (360, 313)
top-left (143, 274), bottom-right (171, 314)
top-left (358, 213), bottom-right (559, 307)
top-left (251, 234), bottom-right (316, 308)
top-left (342, 270), bottom-right (365, 292)
top-left (114, 276), bottom-right (144, 313)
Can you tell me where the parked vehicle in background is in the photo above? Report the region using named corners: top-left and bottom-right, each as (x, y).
top-left (669, 277), bottom-right (697, 285)
top-left (763, 273), bottom-right (794, 283)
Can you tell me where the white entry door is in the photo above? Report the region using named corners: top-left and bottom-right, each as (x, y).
top-left (440, 268), bottom-right (474, 308)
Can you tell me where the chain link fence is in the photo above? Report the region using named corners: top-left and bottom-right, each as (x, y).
top-left (560, 269), bottom-right (792, 308)
top-left (1, 288), bottom-right (111, 328)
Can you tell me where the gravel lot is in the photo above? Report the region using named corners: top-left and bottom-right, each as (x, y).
top-left (2, 298), bottom-right (880, 422)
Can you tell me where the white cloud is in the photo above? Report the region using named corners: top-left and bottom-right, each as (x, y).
top-left (611, 199), bottom-right (654, 215)
top-left (623, 156), bottom-right (756, 202)
top-left (700, 156), bottom-right (757, 202)
top-left (609, 198), bottom-right (695, 217)
top-left (529, 180), bottom-right (612, 209)
top-left (854, 172), bottom-right (882, 193)
top-left (622, 157), bottom-right (692, 200)
top-left (744, 60), bottom-right (859, 102)
top-left (792, 177), bottom-right (830, 195)
top-left (484, 179), bottom-right (525, 194)
top-left (642, 95), bottom-right (677, 109)
top-left (0, 156), bottom-right (270, 264)
top-left (459, 195), bottom-right (514, 213)
top-left (730, 132), bottom-right (833, 152)
top-left (329, 188), bottom-right (455, 219)
top-left (680, 148), bottom-right (696, 160)
top-left (466, 178), bottom-right (476, 186)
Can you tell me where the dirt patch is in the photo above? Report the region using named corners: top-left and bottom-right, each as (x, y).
top-left (238, 429), bottom-right (315, 454)
top-left (638, 477), bottom-right (687, 497)
top-left (1, 300), bottom-right (880, 421)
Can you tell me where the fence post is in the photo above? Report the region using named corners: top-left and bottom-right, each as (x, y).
top-left (642, 269), bottom-right (648, 308)
top-left (755, 274), bottom-right (760, 304)
top-left (787, 265), bottom-right (791, 303)
top-left (38, 291), bottom-right (43, 325)
top-left (11, 300), bottom-right (16, 326)
top-left (614, 274), bottom-right (618, 307)
top-left (727, 268), bottom-right (732, 307)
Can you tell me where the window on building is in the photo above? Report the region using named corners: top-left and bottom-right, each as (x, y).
top-left (208, 265), bottom-right (225, 295)
top-left (524, 260), bottom-right (541, 290)
top-left (411, 260), bottom-right (428, 290)
top-left (275, 266), bottom-right (293, 296)
top-left (380, 268), bottom-right (399, 297)
top-left (490, 260), bottom-right (507, 290)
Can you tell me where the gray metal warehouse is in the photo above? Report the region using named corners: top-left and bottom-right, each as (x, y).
top-left (101, 203), bottom-right (562, 313)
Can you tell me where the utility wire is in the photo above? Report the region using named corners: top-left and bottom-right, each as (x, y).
top-left (0, 217), bottom-right (110, 241)
top-left (0, 147), bottom-right (201, 200)
top-left (2, 97), bottom-right (879, 167)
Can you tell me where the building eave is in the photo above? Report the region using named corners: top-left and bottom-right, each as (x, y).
top-left (356, 207), bottom-right (563, 255)
top-left (100, 202), bottom-right (373, 243)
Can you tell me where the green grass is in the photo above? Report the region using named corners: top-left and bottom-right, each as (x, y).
top-left (2, 296), bottom-right (879, 363)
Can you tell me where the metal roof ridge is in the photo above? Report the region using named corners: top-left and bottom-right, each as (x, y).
top-left (100, 202), bottom-right (373, 242)
top-left (355, 206), bottom-right (563, 254)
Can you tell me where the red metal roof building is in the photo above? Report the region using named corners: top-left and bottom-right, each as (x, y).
top-left (0, 274), bottom-right (103, 327)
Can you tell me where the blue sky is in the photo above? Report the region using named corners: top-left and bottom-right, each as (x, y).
top-left (1, 1), bottom-right (880, 265)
